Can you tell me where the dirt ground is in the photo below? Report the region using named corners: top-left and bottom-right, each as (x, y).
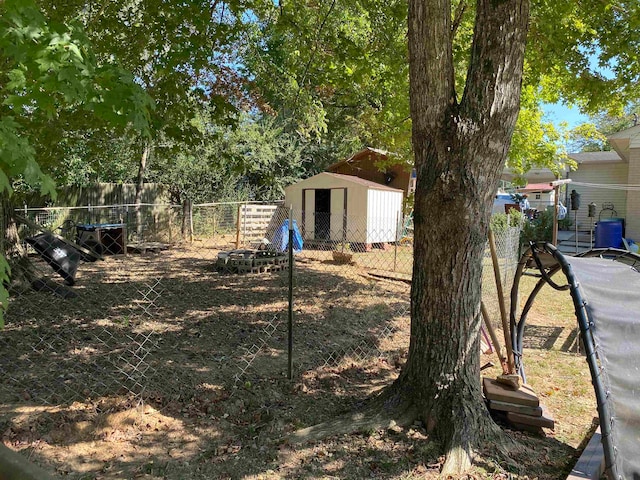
top-left (0, 239), bottom-right (596, 479)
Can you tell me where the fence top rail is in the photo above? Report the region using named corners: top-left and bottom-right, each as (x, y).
top-left (17, 203), bottom-right (176, 212)
top-left (194, 201), bottom-right (284, 208)
top-left (16, 200), bottom-right (285, 212)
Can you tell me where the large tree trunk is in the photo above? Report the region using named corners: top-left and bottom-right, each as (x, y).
top-left (399, 0), bottom-right (530, 472)
top-left (290, 0), bottom-right (530, 474)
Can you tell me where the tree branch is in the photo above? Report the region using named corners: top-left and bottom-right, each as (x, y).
top-left (450, 1), bottom-right (468, 41)
top-left (408, 0), bottom-right (456, 130)
top-left (293, 0), bottom-right (338, 106)
top-left (461, 0), bottom-right (530, 138)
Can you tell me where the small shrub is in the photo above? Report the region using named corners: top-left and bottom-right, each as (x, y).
top-left (490, 211), bottom-right (525, 233)
top-left (558, 216), bottom-right (573, 230)
top-left (521, 209), bottom-right (554, 244)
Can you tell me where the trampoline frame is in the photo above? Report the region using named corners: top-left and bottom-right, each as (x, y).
top-left (509, 242), bottom-right (640, 480)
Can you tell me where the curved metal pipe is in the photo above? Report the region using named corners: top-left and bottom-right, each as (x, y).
top-left (507, 243), bottom-right (640, 479)
top-left (536, 243), bottom-right (618, 479)
top-left (510, 244), bottom-right (564, 380)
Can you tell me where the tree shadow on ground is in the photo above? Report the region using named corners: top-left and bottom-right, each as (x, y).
top-left (522, 324), bottom-right (581, 353)
top-left (0, 247), bottom-right (587, 479)
top-left (1, 248), bottom-right (414, 477)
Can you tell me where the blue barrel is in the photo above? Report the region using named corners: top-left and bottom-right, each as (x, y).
top-left (595, 219), bottom-right (624, 248)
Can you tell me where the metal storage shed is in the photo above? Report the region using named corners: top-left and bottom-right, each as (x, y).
top-left (284, 172), bottom-right (404, 248)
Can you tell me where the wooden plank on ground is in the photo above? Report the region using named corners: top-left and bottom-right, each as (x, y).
top-left (488, 399), bottom-right (543, 416)
top-left (483, 377), bottom-right (540, 407)
top-left (508, 422), bottom-right (544, 435)
top-left (507, 405), bottom-right (555, 429)
top-left (567, 427), bottom-right (604, 480)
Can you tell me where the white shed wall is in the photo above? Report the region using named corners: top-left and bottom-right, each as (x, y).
top-left (329, 188), bottom-right (346, 241)
top-left (345, 187), bottom-right (370, 243)
top-left (303, 189), bottom-right (316, 238)
top-left (284, 173), bottom-right (403, 244)
top-left (366, 189), bottom-right (403, 243)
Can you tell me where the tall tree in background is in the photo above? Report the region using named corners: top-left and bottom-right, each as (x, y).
top-left (0, 0), bottom-right (152, 324)
top-left (245, 0), bottom-right (411, 166)
top-left (38, 0), bottom-right (257, 234)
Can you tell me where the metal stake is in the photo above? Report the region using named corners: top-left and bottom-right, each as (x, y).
top-left (287, 207), bottom-right (294, 380)
top-left (575, 210), bottom-right (578, 255)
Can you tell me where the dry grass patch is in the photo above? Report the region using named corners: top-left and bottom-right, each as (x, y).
top-left (0, 243), bottom-right (600, 479)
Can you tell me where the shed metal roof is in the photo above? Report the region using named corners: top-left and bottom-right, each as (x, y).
top-left (287, 172), bottom-right (403, 192)
top-left (322, 173), bottom-right (403, 192)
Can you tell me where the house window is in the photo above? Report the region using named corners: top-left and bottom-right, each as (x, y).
top-left (535, 194), bottom-right (541, 200)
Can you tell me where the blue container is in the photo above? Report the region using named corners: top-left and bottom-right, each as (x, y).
top-left (595, 219), bottom-right (624, 249)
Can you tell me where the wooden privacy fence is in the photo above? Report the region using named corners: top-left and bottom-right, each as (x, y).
top-left (23, 183), bottom-right (168, 208)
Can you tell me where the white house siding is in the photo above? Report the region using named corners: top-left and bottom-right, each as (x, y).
top-left (568, 163), bottom-right (628, 231)
top-left (626, 148), bottom-right (640, 240)
top-left (366, 189), bottom-right (403, 243)
top-left (528, 191), bottom-right (555, 211)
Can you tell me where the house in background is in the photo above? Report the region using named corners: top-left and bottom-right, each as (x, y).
top-left (513, 182), bottom-right (556, 211)
top-left (608, 124), bottom-right (640, 239)
top-left (563, 151), bottom-right (627, 232)
top-left (500, 123), bottom-right (640, 240)
top-left (325, 148), bottom-right (415, 198)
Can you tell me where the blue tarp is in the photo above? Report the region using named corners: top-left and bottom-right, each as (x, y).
top-left (272, 220), bottom-right (303, 253)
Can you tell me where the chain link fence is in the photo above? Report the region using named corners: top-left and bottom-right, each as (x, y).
top-left (0, 200), bottom-right (521, 477)
top-left (1, 202), bottom-right (521, 403)
top-left (481, 224), bottom-right (524, 351)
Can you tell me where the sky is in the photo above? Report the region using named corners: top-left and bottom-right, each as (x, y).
top-left (542, 51), bottom-right (612, 129)
top-left (542, 102), bottom-right (590, 128)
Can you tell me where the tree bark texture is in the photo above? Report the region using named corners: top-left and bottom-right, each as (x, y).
top-left (1, 193), bottom-right (35, 287)
top-left (134, 141), bottom-right (151, 239)
top-left (402, 0), bottom-right (530, 471)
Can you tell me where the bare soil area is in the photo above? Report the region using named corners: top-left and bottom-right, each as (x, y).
top-left (0, 240), bottom-right (596, 479)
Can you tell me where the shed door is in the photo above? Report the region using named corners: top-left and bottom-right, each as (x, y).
top-left (314, 189), bottom-right (331, 240)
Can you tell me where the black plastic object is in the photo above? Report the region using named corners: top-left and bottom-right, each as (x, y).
top-left (570, 189), bottom-right (581, 210)
top-left (26, 233), bottom-right (81, 286)
top-left (76, 223), bottom-right (125, 255)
